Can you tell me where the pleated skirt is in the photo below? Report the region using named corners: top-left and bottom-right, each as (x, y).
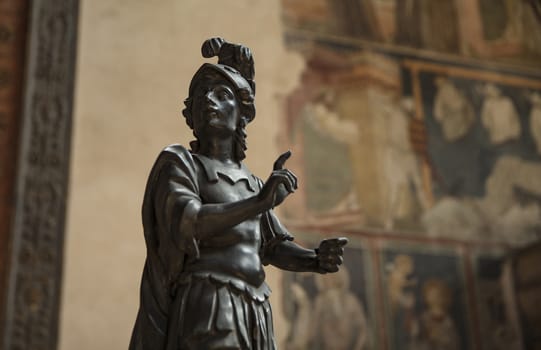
top-left (166, 273), bottom-right (276, 350)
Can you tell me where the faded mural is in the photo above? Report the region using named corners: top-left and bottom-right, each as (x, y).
top-left (473, 252), bottom-right (522, 350)
top-left (382, 246), bottom-right (469, 350)
top-left (279, 0), bottom-right (541, 349)
top-left (283, 239), bottom-right (375, 350)
top-left (280, 45), bottom-right (541, 244)
top-left (279, 2), bottom-right (541, 245)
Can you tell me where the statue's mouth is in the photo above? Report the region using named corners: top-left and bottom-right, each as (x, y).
top-left (204, 105), bottom-right (220, 119)
top-left (202, 107), bottom-right (220, 120)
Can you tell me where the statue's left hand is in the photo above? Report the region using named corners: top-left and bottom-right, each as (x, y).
top-left (259, 151), bottom-right (298, 209)
top-left (315, 237), bottom-right (348, 273)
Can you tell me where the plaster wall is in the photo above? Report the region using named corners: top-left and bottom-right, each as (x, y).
top-left (60, 1), bottom-right (303, 349)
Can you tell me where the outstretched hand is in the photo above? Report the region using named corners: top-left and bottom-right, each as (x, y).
top-left (259, 151), bottom-right (298, 209)
top-left (316, 237), bottom-right (348, 273)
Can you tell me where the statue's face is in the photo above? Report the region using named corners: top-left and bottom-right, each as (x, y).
top-left (191, 74), bottom-right (240, 139)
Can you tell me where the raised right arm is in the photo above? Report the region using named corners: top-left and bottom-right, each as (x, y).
top-left (153, 149), bottom-right (297, 246)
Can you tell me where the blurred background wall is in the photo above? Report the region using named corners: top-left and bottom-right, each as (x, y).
top-left (26, 0), bottom-right (541, 349)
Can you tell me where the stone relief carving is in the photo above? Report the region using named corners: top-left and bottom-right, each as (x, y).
top-left (2, 0), bottom-right (79, 349)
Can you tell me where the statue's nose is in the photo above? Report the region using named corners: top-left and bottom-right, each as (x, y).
top-left (204, 91), bottom-right (218, 105)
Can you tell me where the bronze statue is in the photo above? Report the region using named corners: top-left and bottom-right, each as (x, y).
top-left (130, 37), bottom-right (348, 350)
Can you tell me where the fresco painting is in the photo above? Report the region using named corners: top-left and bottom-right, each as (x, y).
top-left (278, 1), bottom-right (540, 349)
top-left (380, 245), bottom-right (470, 350)
top-left (282, 237), bottom-right (376, 350)
top-left (280, 236), bottom-right (522, 350)
top-left (472, 252), bottom-right (522, 350)
top-left (412, 66), bottom-right (541, 244)
top-left (280, 46), bottom-right (541, 244)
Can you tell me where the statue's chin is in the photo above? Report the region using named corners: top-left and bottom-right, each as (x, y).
top-left (204, 122), bottom-right (236, 138)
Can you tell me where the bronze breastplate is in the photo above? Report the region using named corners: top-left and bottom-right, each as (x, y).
top-left (184, 155), bottom-right (265, 286)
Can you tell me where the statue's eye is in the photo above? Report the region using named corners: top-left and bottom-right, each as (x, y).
top-left (216, 88), bottom-right (232, 101)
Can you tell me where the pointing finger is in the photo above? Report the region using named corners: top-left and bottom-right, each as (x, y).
top-left (273, 150), bottom-right (292, 170)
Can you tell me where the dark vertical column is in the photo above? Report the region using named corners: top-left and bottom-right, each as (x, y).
top-left (0, 0), bottom-right (30, 337)
top-left (2, 0), bottom-right (79, 349)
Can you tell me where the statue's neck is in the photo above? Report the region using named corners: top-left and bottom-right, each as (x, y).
top-left (197, 137), bottom-right (236, 163)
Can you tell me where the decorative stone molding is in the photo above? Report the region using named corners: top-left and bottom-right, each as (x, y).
top-left (2, 0), bottom-right (79, 349)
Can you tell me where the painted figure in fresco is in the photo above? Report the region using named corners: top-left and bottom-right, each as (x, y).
top-left (286, 266), bottom-right (369, 350)
top-left (410, 279), bottom-right (460, 350)
top-left (311, 266), bottom-right (368, 350)
top-left (387, 254), bottom-right (418, 349)
top-left (284, 282), bottom-right (313, 350)
top-left (480, 83), bottom-right (521, 145)
top-left (493, 0), bottom-right (541, 56)
top-left (528, 91), bottom-right (541, 155)
top-left (476, 260), bottom-right (521, 350)
top-left (304, 91), bottom-right (358, 146)
top-left (480, 155), bottom-right (541, 242)
top-left (387, 254), bottom-right (417, 311)
top-left (129, 38), bottom-right (348, 350)
top-left (423, 153), bottom-right (541, 243)
top-left (382, 97), bottom-right (426, 229)
top-left (433, 76), bottom-right (475, 142)
top-left (299, 90), bottom-right (360, 218)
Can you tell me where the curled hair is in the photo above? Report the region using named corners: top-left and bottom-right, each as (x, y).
top-left (234, 116), bottom-right (249, 161)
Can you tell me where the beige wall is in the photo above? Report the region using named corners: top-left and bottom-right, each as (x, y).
top-left (60, 1), bottom-right (303, 349)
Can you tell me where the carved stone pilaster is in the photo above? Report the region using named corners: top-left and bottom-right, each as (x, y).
top-left (0, 0), bottom-right (29, 334)
top-left (3, 0), bottom-right (79, 349)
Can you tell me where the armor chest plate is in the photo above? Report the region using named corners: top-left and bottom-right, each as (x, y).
top-left (193, 153), bottom-right (260, 204)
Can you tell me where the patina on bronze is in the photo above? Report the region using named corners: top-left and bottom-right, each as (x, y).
top-left (130, 38), bottom-right (348, 350)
